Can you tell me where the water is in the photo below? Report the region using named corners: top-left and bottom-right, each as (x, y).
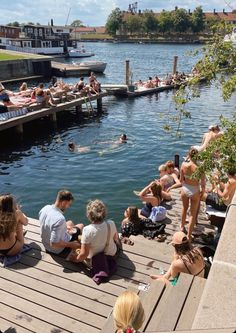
top-left (0, 43), bottom-right (235, 226)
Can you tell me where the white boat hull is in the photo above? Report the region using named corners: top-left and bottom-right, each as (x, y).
top-left (73, 61), bottom-right (107, 73)
top-left (68, 50), bottom-right (95, 58)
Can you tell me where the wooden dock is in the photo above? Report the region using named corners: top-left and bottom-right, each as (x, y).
top-left (0, 189), bottom-right (217, 332)
top-left (0, 92), bottom-right (108, 134)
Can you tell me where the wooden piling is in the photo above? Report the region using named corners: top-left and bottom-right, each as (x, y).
top-left (16, 123), bottom-right (23, 135)
top-left (97, 97), bottom-right (102, 111)
top-left (75, 104), bottom-right (82, 113)
top-left (125, 60), bottom-right (130, 85)
top-left (173, 56), bottom-right (178, 75)
top-left (50, 112), bottom-right (57, 123)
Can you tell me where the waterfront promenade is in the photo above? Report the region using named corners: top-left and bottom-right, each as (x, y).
top-left (0, 189), bottom-right (224, 333)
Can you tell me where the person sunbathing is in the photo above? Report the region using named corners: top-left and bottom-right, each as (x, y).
top-left (150, 231), bottom-right (205, 285)
top-left (0, 194), bottom-right (28, 256)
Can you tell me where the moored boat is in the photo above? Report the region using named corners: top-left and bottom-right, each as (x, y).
top-left (72, 60), bottom-right (107, 73)
top-left (68, 46), bottom-right (95, 58)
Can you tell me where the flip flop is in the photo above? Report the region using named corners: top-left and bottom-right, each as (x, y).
top-left (156, 234), bottom-right (167, 242)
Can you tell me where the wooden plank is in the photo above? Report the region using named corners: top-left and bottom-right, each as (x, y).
top-left (0, 315), bottom-right (34, 333)
top-left (0, 268), bottom-right (111, 316)
top-left (0, 277), bottom-right (105, 328)
top-left (145, 273), bottom-right (193, 332)
top-left (140, 280), bottom-right (166, 331)
top-left (146, 330), bottom-right (234, 333)
top-left (176, 276), bottom-right (206, 330)
top-left (0, 289), bottom-right (99, 333)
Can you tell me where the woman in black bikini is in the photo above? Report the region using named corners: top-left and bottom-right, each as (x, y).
top-left (150, 231), bottom-right (205, 284)
top-left (0, 194), bottom-right (27, 256)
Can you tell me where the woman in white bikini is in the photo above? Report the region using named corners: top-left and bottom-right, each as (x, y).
top-left (180, 148), bottom-right (205, 240)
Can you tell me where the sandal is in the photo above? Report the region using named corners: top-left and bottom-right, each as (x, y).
top-left (121, 237), bottom-right (134, 246)
top-left (156, 234), bottom-right (167, 242)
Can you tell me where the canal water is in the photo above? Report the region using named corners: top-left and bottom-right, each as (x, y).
top-left (0, 42), bottom-right (235, 225)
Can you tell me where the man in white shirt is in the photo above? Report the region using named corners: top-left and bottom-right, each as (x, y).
top-left (39, 190), bottom-right (83, 254)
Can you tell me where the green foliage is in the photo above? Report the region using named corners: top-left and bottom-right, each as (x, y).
top-left (126, 15), bottom-right (143, 34)
top-left (191, 6), bottom-right (205, 33)
top-left (105, 8), bottom-right (123, 36)
top-left (158, 11), bottom-right (173, 33)
top-left (7, 21), bottom-right (20, 27)
top-left (172, 8), bottom-right (191, 33)
top-left (70, 20), bottom-right (84, 27)
top-left (194, 115), bottom-right (236, 179)
top-left (142, 10), bottom-right (158, 33)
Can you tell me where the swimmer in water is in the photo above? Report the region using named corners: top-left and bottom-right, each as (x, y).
top-left (68, 142), bottom-right (90, 153)
top-left (119, 134), bottom-right (128, 143)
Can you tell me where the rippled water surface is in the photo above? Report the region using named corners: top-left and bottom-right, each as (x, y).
top-left (1, 43), bottom-right (235, 225)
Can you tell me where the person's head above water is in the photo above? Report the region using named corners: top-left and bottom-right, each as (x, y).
top-left (68, 142), bottom-right (76, 151)
top-left (120, 134), bottom-right (128, 143)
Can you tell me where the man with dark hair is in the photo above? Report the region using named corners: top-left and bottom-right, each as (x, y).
top-left (39, 190), bottom-right (83, 254)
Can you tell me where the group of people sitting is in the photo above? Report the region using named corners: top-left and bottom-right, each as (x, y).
top-left (134, 72), bottom-right (188, 90)
top-left (0, 72), bottom-right (101, 115)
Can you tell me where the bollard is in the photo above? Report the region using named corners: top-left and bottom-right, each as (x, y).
top-left (172, 56), bottom-right (178, 75)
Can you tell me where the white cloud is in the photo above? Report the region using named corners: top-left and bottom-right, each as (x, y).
top-left (0, 0), bottom-right (235, 26)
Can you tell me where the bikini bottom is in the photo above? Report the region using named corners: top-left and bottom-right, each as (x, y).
top-left (182, 184), bottom-right (200, 198)
top-left (0, 237), bottom-right (18, 255)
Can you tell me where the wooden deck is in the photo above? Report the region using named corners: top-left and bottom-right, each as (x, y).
top-left (0, 190), bottom-right (216, 332)
top-left (0, 92), bottom-right (108, 133)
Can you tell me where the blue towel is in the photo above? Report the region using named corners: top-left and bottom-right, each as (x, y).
top-left (0, 244), bottom-right (31, 267)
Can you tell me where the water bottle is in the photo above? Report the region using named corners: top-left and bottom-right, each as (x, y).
top-left (159, 267), bottom-right (165, 275)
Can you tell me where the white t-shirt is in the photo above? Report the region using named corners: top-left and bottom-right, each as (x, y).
top-left (81, 219), bottom-right (117, 258)
top-left (39, 204), bottom-right (71, 254)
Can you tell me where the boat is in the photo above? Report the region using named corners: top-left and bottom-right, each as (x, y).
top-left (72, 61), bottom-right (107, 73)
top-left (224, 27), bottom-right (236, 47)
top-left (68, 46), bottom-right (95, 58)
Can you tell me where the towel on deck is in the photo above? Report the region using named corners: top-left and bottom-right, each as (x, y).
top-left (91, 252), bottom-right (117, 285)
top-left (0, 244), bottom-right (31, 268)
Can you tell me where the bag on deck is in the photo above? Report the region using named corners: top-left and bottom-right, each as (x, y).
top-left (149, 206), bottom-right (167, 222)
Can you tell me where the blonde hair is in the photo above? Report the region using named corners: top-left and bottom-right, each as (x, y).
top-left (86, 199), bottom-right (107, 223)
top-left (158, 164), bottom-right (167, 172)
top-left (113, 291), bottom-right (145, 332)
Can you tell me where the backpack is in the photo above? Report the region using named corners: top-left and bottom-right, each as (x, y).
top-left (149, 206), bottom-right (167, 222)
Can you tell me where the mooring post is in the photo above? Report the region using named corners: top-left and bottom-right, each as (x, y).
top-left (173, 56), bottom-right (178, 75)
top-left (75, 104), bottom-right (82, 113)
top-left (16, 124), bottom-right (23, 135)
top-left (50, 112), bottom-right (57, 123)
top-left (125, 60), bottom-right (130, 85)
top-left (97, 97), bottom-right (102, 112)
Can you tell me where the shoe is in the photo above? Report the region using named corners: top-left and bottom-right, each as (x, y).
top-left (156, 234), bottom-right (167, 242)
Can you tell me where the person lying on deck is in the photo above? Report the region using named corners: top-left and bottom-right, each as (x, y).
top-left (34, 83), bottom-right (56, 107)
top-left (192, 124), bottom-right (223, 152)
top-left (150, 231), bottom-right (205, 285)
top-left (0, 194), bottom-right (28, 256)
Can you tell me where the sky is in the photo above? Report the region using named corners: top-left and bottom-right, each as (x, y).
top-left (0, 0), bottom-right (235, 26)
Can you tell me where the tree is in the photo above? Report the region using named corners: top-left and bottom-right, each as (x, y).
top-left (191, 6), bottom-right (205, 33)
top-left (71, 20), bottom-right (84, 27)
top-left (172, 8), bottom-right (191, 33)
top-left (142, 10), bottom-right (158, 34)
top-left (105, 8), bottom-right (123, 36)
top-left (126, 15), bottom-right (143, 35)
top-left (169, 36), bottom-right (236, 178)
top-left (7, 21), bottom-right (20, 27)
top-left (158, 10), bottom-right (173, 33)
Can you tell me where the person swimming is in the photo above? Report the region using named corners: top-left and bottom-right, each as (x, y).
top-left (68, 142), bottom-right (90, 153)
top-left (119, 134), bottom-right (128, 143)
